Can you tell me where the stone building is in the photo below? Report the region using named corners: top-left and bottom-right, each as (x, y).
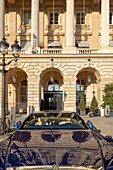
top-left (0, 0), bottom-right (112, 116)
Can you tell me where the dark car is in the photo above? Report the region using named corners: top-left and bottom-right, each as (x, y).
top-left (0, 111), bottom-right (113, 170)
top-left (88, 108), bottom-right (101, 117)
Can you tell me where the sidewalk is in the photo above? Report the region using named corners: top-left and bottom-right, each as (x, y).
top-left (83, 115), bottom-right (113, 138)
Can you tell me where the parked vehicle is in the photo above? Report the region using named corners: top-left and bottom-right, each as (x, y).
top-left (0, 111), bottom-right (113, 170)
top-left (88, 108), bottom-right (101, 117)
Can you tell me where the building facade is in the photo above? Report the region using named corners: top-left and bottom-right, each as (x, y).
top-left (0, 0), bottom-right (113, 116)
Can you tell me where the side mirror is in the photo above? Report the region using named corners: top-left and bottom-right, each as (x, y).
top-left (14, 121), bottom-right (22, 130)
top-left (86, 120), bottom-right (93, 129)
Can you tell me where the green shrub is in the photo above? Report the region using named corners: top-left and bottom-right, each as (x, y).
top-left (102, 83), bottom-right (113, 110)
top-left (90, 96), bottom-right (98, 110)
top-left (79, 95), bottom-right (86, 111)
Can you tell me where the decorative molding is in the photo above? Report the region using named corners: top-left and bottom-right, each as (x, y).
top-left (7, 0), bottom-right (16, 4)
top-left (46, 24), bottom-right (63, 31)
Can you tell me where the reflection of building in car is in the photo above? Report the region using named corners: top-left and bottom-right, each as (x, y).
top-left (61, 150), bottom-right (82, 165)
top-left (82, 154), bottom-right (101, 166)
top-left (1, 111), bottom-right (113, 170)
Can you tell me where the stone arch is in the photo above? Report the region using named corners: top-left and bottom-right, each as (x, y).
top-left (76, 67), bottom-right (101, 114)
top-left (7, 67), bottom-right (28, 115)
top-left (39, 67), bottom-right (64, 110)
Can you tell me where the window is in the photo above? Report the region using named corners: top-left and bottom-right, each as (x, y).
top-left (76, 12), bottom-right (85, 24)
top-left (76, 79), bottom-right (85, 91)
top-left (109, 12), bottom-right (113, 24)
top-left (21, 80), bottom-right (27, 104)
top-left (48, 80), bottom-right (60, 91)
top-left (50, 12), bottom-right (59, 24)
top-left (23, 11), bottom-right (31, 24)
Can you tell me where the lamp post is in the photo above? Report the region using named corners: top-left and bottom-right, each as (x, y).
top-left (87, 58), bottom-right (91, 83)
top-left (0, 37), bottom-right (21, 134)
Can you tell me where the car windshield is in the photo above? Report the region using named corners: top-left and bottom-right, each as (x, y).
top-left (20, 111), bottom-right (88, 130)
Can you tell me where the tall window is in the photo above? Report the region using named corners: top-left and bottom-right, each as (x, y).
top-left (76, 12), bottom-right (85, 24)
top-left (109, 12), bottom-right (113, 24)
top-left (23, 10), bottom-right (31, 24)
top-left (21, 80), bottom-right (27, 104)
top-left (49, 12), bottom-right (59, 24)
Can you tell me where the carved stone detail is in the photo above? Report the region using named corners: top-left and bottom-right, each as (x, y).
top-left (7, 0), bottom-right (16, 4)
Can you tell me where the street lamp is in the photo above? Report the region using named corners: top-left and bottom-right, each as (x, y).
top-left (0, 37), bottom-right (21, 134)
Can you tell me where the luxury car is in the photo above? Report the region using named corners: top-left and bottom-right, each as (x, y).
top-left (0, 111), bottom-right (113, 170)
top-left (88, 108), bottom-right (101, 117)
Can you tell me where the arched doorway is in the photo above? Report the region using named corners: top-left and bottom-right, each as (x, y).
top-left (40, 68), bottom-right (63, 111)
top-left (7, 68), bottom-right (28, 114)
top-left (76, 67), bottom-right (101, 115)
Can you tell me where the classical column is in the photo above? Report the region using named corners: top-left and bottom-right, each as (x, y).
top-left (101, 0), bottom-right (109, 47)
top-left (0, 0), bottom-right (4, 40)
top-left (31, 0), bottom-right (39, 48)
top-left (66, 0), bottom-right (74, 47)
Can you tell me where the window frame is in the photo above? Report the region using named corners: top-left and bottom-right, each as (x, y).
top-left (22, 9), bottom-right (31, 24)
top-left (49, 9), bottom-right (59, 25)
top-left (76, 10), bottom-right (86, 24)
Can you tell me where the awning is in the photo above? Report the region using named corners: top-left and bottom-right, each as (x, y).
top-left (21, 41), bottom-right (31, 49)
top-left (109, 41), bottom-right (113, 47)
top-left (48, 41), bottom-right (61, 48)
top-left (76, 41), bottom-right (90, 48)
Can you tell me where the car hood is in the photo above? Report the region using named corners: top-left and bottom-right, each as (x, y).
top-left (0, 129), bottom-right (113, 169)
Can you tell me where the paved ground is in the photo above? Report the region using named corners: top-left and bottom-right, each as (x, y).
top-left (83, 115), bottom-right (113, 138)
top-left (0, 114), bottom-right (113, 142)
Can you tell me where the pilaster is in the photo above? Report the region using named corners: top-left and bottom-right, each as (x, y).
top-left (63, 74), bottom-right (76, 111)
top-left (27, 77), bottom-right (40, 112)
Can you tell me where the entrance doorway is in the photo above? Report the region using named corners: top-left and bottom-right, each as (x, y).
top-left (44, 91), bottom-right (63, 110)
top-left (40, 67), bottom-right (64, 111)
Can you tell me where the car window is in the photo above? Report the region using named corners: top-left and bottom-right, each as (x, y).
top-left (21, 117), bottom-right (84, 129)
top-left (20, 112), bottom-right (88, 130)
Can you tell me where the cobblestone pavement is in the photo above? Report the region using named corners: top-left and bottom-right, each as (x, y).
top-left (0, 114), bottom-right (113, 142)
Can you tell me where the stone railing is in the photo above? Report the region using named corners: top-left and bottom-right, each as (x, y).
top-left (41, 48), bottom-right (62, 54)
top-left (77, 48), bottom-right (99, 54)
top-left (8, 49), bottom-right (25, 55)
top-left (7, 48), bottom-right (99, 55)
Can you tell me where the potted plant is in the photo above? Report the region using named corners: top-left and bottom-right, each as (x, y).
top-left (79, 95), bottom-right (86, 116)
top-left (90, 95), bottom-right (98, 110)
